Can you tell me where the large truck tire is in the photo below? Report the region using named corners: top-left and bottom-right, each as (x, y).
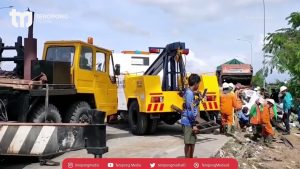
top-left (29, 104), bottom-right (62, 123)
top-left (65, 101), bottom-right (91, 123)
top-left (146, 118), bottom-right (158, 134)
top-left (128, 101), bottom-right (148, 135)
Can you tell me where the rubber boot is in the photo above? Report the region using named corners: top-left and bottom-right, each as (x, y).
top-left (264, 136), bottom-right (275, 149)
top-left (225, 125), bottom-right (233, 136)
top-left (220, 125), bottom-right (224, 134)
top-left (231, 125), bottom-right (236, 134)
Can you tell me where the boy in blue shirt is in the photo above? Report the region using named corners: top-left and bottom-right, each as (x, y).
top-left (181, 74), bottom-right (200, 158)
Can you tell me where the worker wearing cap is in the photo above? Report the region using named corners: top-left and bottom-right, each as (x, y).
top-left (261, 99), bottom-right (275, 148)
top-left (220, 82), bottom-right (241, 136)
top-left (249, 98), bottom-right (264, 140)
top-left (280, 86), bottom-right (293, 135)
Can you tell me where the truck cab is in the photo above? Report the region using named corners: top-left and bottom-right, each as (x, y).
top-left (0, 36), bottom-right (118, 123)
top-left (41, 39), bottom-right (118, 118)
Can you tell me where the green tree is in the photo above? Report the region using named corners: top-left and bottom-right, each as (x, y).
top-left (264, 12), bottom-right (300, 76)
top-left (263, 12), bottom-right (300, 99)
top-left (252, 68), bottom-right (264, 87)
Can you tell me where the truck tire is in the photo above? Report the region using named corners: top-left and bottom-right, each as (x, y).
top-left (29, 104), bottom-right (62, 123)
top-left (128, 101), bottom-right (148, 135)
top-left (65, 101), bottom-right (92, 123)
top-left (146, 118), bottom-right (158, 134)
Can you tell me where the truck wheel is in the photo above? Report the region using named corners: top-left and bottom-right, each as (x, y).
top-left (147, 118), bottom-right (158, 134)
top-left (29, 104), bottom-right (62, 123)
top-left (128, 101), bottom-right (148, 135)
top-left (65, 101), bottom-right (91, 123)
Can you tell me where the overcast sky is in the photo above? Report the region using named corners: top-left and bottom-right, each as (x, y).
top-left (0, 0), bottom-right (299, 82)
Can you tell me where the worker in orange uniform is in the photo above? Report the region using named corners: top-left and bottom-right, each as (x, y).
top-left (220, 83), bottom-right (241, 136)
top-left (234, 83), bottom-right (244, 106)
top-left (249, 98), bottom-right (264, 140)
top-left (261, 99), bottom-right (275, 148)
top-left (233, 83), bottom-right (244, 131)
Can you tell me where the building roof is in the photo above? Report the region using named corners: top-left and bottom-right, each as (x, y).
top-left (216, 58), bottom-right (245, 71)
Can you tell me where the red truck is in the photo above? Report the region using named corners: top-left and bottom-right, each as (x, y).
top-left (216, 59), bottom-right (253, 86)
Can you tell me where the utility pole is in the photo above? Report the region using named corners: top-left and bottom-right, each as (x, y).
top-left (262, 0), bottom-right (266, 88)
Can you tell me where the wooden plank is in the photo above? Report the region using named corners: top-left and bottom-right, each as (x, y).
top-left (0, 78), bottom-right (42, 85)
top-left (0, 78), bottom-right (43, 90)
top-left (0, 83), bottom-right (30, 90)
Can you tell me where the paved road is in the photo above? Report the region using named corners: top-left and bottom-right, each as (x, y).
top-left (2, 122), bottom-right (230, 169)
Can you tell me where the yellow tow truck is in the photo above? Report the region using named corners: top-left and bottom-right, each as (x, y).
top-left (117, 42), bottom-right (220, 135)
top-left (198, 73), bottom-right (220, 123)
top-left (0, 16), bottom-right (114, 158)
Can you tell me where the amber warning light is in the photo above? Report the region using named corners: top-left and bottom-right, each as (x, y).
top-left (87, 37), bottom-right (93, 44)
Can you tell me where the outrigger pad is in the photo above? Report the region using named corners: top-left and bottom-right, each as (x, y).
top-left (84, 110), bottom-right (108, 156)
top-left (88, 109), bottom-right (106, 124)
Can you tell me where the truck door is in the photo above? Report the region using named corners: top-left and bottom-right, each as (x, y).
top-left (75, 45), bottom-right (94, 93)
top-left (94, 50), bottom-right (117, 115)
top-left (107, 54), bottom-right (117, 114)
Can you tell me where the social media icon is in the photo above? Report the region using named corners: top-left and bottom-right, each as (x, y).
top-left (150, 163), bottom-right (156, 168)
top-left (193, 162), bottom-right (199, 168)
top-left (108, 163), bottom-right (114, 168)
top-left (67, 162), bottom-right (73, 168)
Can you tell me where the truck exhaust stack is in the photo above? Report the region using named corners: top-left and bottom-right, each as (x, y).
top-left (24, 11), bottom-right (37, 80)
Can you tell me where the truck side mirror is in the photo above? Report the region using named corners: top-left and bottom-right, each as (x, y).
top-left (115, 64), bottom-right (120, 75)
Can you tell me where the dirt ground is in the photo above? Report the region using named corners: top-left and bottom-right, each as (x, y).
top-left (214, 128), bottom-right (300, 169)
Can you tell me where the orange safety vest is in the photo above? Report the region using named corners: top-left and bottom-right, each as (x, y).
top-left (270, 108), bottom-right (275, 120)
top-left (220, 92), bottom-right (240, 116)
top-left (250, 105), bottom-right (262, 125)
top-left (261, 105), bottom-right (274, 136)
top-left (235, 90), bottom-right (243, 109)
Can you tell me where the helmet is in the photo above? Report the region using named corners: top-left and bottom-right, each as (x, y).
top-left (254, 86), bottom-right (261, 91)
top-left (255, 98), bottom-right (265, 104)
top-left (266, 99), bottom-right (275, 105)
top-left (258, 98), bottom-right (265, 104)
top-left (280, 86), bottom-right (287, 93)
top-left (222, 82), bottom-right (229, 89)
top-left (229, 83), bottom-right (235, 89)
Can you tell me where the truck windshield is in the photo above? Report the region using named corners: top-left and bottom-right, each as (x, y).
top-left (46, 46), bottom-right (75, 65)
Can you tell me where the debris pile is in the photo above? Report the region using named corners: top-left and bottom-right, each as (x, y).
top-left (214, 130), bottom-right (300, 169)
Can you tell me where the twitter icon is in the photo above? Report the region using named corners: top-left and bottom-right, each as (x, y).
top-left (150, 163), bottom-right (156, 168)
